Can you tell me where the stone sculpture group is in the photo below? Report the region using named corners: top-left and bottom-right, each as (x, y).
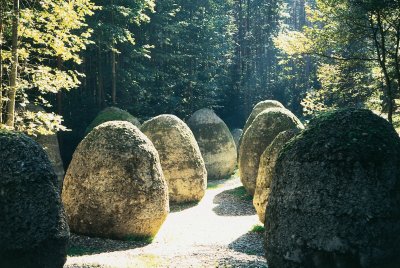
top-left (2, 104), bottom-right (400, 268)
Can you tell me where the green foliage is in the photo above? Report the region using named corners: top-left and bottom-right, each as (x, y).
top-left (230, 186), bottom-right (253, 201)
top-left (250, 224), bottom-right (265, 233)
top-left (0, 0), bottom-right (95, 134)
top-left (275, 0), bottom-right (400, 121)
top-left (124, 235), bottom-right (154, 243)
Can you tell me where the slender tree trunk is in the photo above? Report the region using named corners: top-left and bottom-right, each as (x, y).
top-left (97, 47), bottom-right (103, 108)
top-left (369, 13), bottom-right (394, 123)
top-left (6, 0), bottom-right (19, 127)
top-left (0, 0), bottom-right (4, 124)
top-left (394, 23), bottom-right (400, 106)
top-left (111, 49), bottom-right (116, 105)
top-left (111, 0), bottom-right (116, 105)
top-left (57, 56), bottom-right (63, 115)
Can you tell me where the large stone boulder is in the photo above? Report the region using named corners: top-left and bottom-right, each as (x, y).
top-left (0, 131), bottom-right (69, 268)
top-left (34, 133), bottom-right (64, 189)
top-left (141, 115), bottom-right (207, 203)
top-left (62, 121), bottom-right (169, 239)
top-left (239, 107), bottom-right (303, 195)
top-left (265, 109), bottom-right (400, 268)
top-left (85, 107), bottom-right (141, 134)
top-left (187, 108), bottom-right (237, 180)
top-left (242, 100), bottom-right (284, 136)
top-left (231, 128), bottom-right (243, 150)
top-left (253, 130), bottom-right (299, 223)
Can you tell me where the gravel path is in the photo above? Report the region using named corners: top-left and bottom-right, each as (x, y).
top-left (65, 174), bottom-right (267, 268)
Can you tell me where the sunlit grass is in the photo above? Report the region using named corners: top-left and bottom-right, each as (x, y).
top-left (230, 186), bottom-right (253, 201)
top-left (124, 235), bottom-right (154, 243)
top-left (207, 180), bottom-right (224, 189)
top-left (207, 169), bottom-right (239, 189)
top-left (250, 224), bottom-right (265, 233)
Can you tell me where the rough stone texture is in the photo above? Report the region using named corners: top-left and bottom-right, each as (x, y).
top-left (141, 114), bottom-right (207, 203)
top-left (0, 131), bottom-right (69, 268)
top-left (242, 100), bottom-right (284, 137)
top-left (253, 130), bottom-right (299, 223)
top-left (62, 121), bottom-right (169, 239)
top-left (265, 108), bottom-right (400, 268)
top-left (34, 133), bottom-right (64, 189)
top-left (24, 104), bottom-right (65, 189)
top-left (187, 108), bottom-right (237, 180)
top-left (85, 107), bottom-right (141, 134)
top-left (231, 128), bottom-right (243, 150)
top-left (239, 107), bottom-right (303, 195)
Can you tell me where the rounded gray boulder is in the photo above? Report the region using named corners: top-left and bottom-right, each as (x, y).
top-left (187, 108), bottom-right (237, 180)
top-left (85, 107), bottom-right (141, 134)
top-left (265, 109), bottom-right (400, 268)
top-left (62, 121), bottom-right (169, 239)
top-left (242, 100), bottom-right (284, 137)
top-left (253, 130), bottom-right (299, 223)
top-left (239, 107), bottom-right (303, 195)
top-left (0, 131), bottom-right (69, 268)
top-left (141, 115), bottom-right (207, 203)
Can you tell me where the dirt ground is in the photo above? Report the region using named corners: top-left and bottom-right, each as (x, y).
top-left (65, 174), bottom-right (267, 268)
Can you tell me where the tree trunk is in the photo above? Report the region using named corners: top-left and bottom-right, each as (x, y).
top-left (0, 0), bottom-right (4, 124)
top-left (369, 13), bottom-right (394, 123)
top-left (111, 49), bottom-right (116, 105)
top-left (6, 0), bottom-right (19, 127)
top-left (111, 0), bottom-right (117, 105)
top-left (57, 56), bottom-right (63, 115)
top-left (97, 47), bottom-right (103, 108)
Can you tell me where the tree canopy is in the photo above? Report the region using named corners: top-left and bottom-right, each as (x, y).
top-left (1, 0), bottom-right (399, 163)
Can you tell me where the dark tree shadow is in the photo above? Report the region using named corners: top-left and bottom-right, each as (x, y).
top-left (170, 201), bottom-right (199, 213)
top-left (228, 230), bottom-right (265, 257)
top-left (68, 233), bottom-right (152, 257)
top-left (212, 186), bottom-right (256, 216)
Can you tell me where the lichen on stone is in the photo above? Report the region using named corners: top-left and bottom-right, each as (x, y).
top-left (0, 130), bottom-right (69, 268)
top-left (141, 114), bottom-right (207, 203)
top-left (62, 121), bottom-right (169, 240)
top-left (187, 108), bottom-right (237, 180)
top-left (265, 108), bottom-right (400, 268)
top-left (239, 107), bottom-right (304, 195)
top-left (253, 129), bottom-right (299, 223)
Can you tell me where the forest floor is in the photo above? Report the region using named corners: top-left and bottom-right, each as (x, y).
top-left (65, 172), bottom-right (267, 268)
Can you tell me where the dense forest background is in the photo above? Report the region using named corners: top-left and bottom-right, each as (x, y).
top-left (1, 0), bottom-right (399, 165)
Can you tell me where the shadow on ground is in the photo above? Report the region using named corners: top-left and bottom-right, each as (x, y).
top-left (228, 230), bottom-right (265, 257)
top-left (170, 201), bottom-right (199, 213)
top-left (68, 234), bottom-right (152, 257)
top-left (212, 186), bottom-right (256, 216)
top-left (218, 258), bottom-right (268, 268)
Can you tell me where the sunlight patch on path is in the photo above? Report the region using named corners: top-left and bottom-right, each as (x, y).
top-left (66, 175), bottom-right (265, 267)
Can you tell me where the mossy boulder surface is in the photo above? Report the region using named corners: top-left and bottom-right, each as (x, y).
top-left (231, 128), bottom-right (243, 150)
top-left (0, 131), bottom-right (69, 268)
top-left (62, 121), bottom-right (169, 239)
top-left (239, 107), bottom-right (303, 195)
top-left (253, 129), bottom-right (299, 223)
top-left (265, 109), bottom-right (400, 268)
top-left (187, 108), bottom-right (237, 180)
top-left (141, 115), bottom-right (207, 203)
top-left (85, 107), bottom-right (141, 134)
top-left (242, 100), bottom-right (284, 137)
